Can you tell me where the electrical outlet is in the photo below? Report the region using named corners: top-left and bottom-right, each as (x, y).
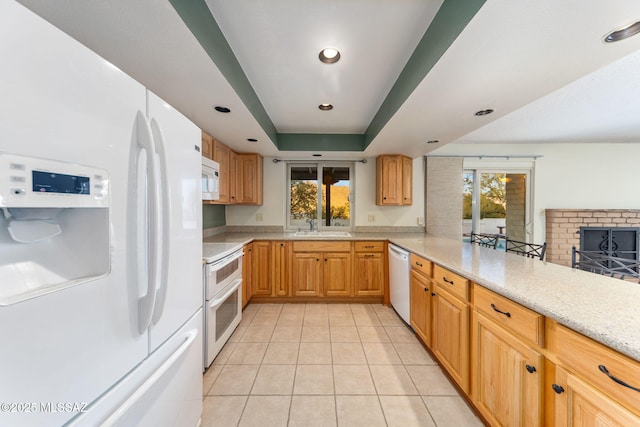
top-left (417, 217), bottom-right (424, 226)
top-left (368, 214), bottom-right (375, 222)
top-left (255, 213), bottom-right (263, 222)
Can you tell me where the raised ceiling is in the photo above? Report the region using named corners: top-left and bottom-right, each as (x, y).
top-left (15, 0), bottom-right (640, 158)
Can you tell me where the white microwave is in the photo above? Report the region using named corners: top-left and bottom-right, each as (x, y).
top-left (202, 157), bottom-right (220, 201)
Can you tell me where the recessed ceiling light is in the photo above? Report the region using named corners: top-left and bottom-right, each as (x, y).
top-left (474, 109), bottom-right (494, 116)
top-left (426, 140), bottom-right (440, 144)
top-left (604, 21), bottom-right (640, 43)
top-left (319, 103), bottom-right (333, 111)
top-left (312, 154), bottom-right (322, 157)
top-left (247, 138), bottom-right (258, 142)
top-left (213, 106), bottom-right (231, 113)
top-left (319, 48), bottom-right (341, 64)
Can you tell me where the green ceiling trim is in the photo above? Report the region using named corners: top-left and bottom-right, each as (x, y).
top-left (171, 0), bottom-right (485, 152)
top-left (168, 0), bottom-right (278, 143)
top-left (364, 0), bottom-right (486, 147)
top-left (277, 133), bottom-right (365, 151)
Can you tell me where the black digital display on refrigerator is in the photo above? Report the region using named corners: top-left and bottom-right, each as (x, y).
top-left (32, 170), bottom-right (90, 194)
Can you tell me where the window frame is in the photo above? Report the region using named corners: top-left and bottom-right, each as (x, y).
top-left (285, 161), bottom-right (355, 231)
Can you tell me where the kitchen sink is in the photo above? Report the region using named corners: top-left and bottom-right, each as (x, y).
top-left (293, 231), bottom-right (352, 238)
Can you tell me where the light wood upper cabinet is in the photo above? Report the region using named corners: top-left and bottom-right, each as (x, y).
top-left (354, 241), bottom-right (385, 297)
top-left (201, 131), bottom-right (213, 159)
top-left (472, 310), bottom-right (544, 426)
top-left (376, 154), bottom-right (412, 205)
top-left (229, 150), bottom-right (238, 204)
top-left (235, 153), bottom-right (263, 205)
top-left (212, 139), bottom-right (231, 204)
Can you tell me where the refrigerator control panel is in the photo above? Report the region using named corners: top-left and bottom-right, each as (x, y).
top-left (0, 153), bottom-right (109, 208)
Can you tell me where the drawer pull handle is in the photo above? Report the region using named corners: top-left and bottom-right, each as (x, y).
top-left (416, 262), bottom-right (423, 267)
top-left (443, 277), bottom-right (454, 285)
top-left (364, 245), bottom-right (374, 248)
top-left (525, 365), bottom-right (536, 374)
top-left (491, 303), bottom-right (512, 318)
top-left (598, 365), bottom-right (640, 393)
top-left (364, 254), bottom-right (375, 258)
top-left (552, 384), bottom-right (565, 394)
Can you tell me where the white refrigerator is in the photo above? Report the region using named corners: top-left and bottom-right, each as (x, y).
top-left (0, 1), bottom-right (203, 426)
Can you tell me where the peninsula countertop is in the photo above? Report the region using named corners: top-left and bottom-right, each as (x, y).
top-left (203, 232), bottom-right (640, 362)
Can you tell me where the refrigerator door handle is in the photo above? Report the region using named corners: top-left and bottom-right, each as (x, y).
top-left (150, 118), bottom-right (171, 325)
top-left (98, 329), bottom-right (198, 427)
top-left (134, 111), bottom-right (160, 334)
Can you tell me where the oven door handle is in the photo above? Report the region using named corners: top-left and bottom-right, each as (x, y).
top-left (207, 250), bottom-right (244, 273)
top-left (209, 279), bottom-right (242, 309)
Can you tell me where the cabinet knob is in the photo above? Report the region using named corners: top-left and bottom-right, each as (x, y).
top-left (431, 292), bottom-right (436, 297)
top-left (525, 365), bottom-right (537, 374)
top-left (551, 384), bottom-right (565, 394)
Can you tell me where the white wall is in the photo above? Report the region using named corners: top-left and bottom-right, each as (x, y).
top-left (430, 142), bottom-right (640, 243)
top-left (226, 157), bottom-right (425, 229)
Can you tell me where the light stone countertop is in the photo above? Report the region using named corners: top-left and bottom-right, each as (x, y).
top-left (203, 232), bottom-right (640, 362)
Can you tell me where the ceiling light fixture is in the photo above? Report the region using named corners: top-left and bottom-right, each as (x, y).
top-left (474, 109), bottom-right (494, 116)
top-left (213, 106), bottom-right (231, 113)
top-left (426, 140), bottom-right (440, 144)
top-left (247, 138), bottom-right (258, 142)
top-left (312, 154), bottom-right (322, 157)
top-left (319, 48), bottom-right (341, 64)
top-left (318, 103), bottom-right (333, 111)
top-left (604, 21), bottom-right (640, 43)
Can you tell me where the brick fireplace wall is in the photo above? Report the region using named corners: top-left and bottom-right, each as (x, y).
top-left (545, 209), bottom-right (640, 266)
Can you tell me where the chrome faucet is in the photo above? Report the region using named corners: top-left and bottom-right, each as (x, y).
top-left (306, 218), bottom-right (315, 231)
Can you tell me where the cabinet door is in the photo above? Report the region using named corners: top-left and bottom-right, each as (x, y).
top-left (236, 153), bottom-right (263, 205)
top-left (553, 366), bottom-right (640, 426)
top-left (472, 311), bottom-right (543, 427)
top-left (212, 140), bottom-right (230, 203)
top-left (402, 155), bottom-right (413, 205)
top-left (292, 252), bottom-right (322, 296)
top-left (242, 243), bottom-right (252, 308)
top-left (376, 155), bottom-right (402, 205)
top-left (410, 270), bottom-right (431, 346)
top-left (354, 253), bottom-right (384, 296)
top-left (324, 252), bottom-right (352, 297)
top-left (272, 241), bottom-right (290, 296)
top-left (229, 150), bottom-right (237, 204)
top-left (432, 286), bottom-right (470, 393)
top-left (201, 131), bottom-right (213, 159)
top-left (251, 241), bottom-right (272, 296)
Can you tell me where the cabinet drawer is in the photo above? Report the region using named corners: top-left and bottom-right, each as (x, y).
top-left (292, 241), bottom-right (351, 252)
top-left (433, 264), bottom-right (469, 301)
top-left (354, 241), bottom-right (384, 252)
top-left (474, 286), bottom-right (544, 347)
top-left (410, 253), bottom-right (432, 277)
top-left (553, 323), bottom-right (640, 415)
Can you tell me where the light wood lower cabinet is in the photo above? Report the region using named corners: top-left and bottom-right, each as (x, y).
top-left (410, 269), bottom-right (432, 346)
top-left (251, 241), bottom-right (271, 296)
top-left (472, 311), bottom-right (544, 426)
top-left (291, 243), bottom-right (351, 297)
top-left (354, 241), bottom-right (385, 296)
top-left (552, 365), bottom-right (640, 426)
top-left (272, 241), bottom-right (290, 296)
top-left (432, 283), bottom-right (470, 394)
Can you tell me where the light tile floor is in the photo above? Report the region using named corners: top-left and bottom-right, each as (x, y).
top-left (202, 303), bottom-right (484, 427)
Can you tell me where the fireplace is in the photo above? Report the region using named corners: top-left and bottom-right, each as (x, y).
top-left (580, 227), bottom-right (639, 260)
top-left (545, 209), bottom-right (640, 267)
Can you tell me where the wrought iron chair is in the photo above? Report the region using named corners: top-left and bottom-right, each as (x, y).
top-left (505, 239), bottom-right (547, 261)
top-left (571, 246), bottom-right (640, 283)
top-left (470, 232), bottom-right (499, 249)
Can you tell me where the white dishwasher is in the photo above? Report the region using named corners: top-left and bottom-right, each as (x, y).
top-left (388, 244), bottom-right (411, 324)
